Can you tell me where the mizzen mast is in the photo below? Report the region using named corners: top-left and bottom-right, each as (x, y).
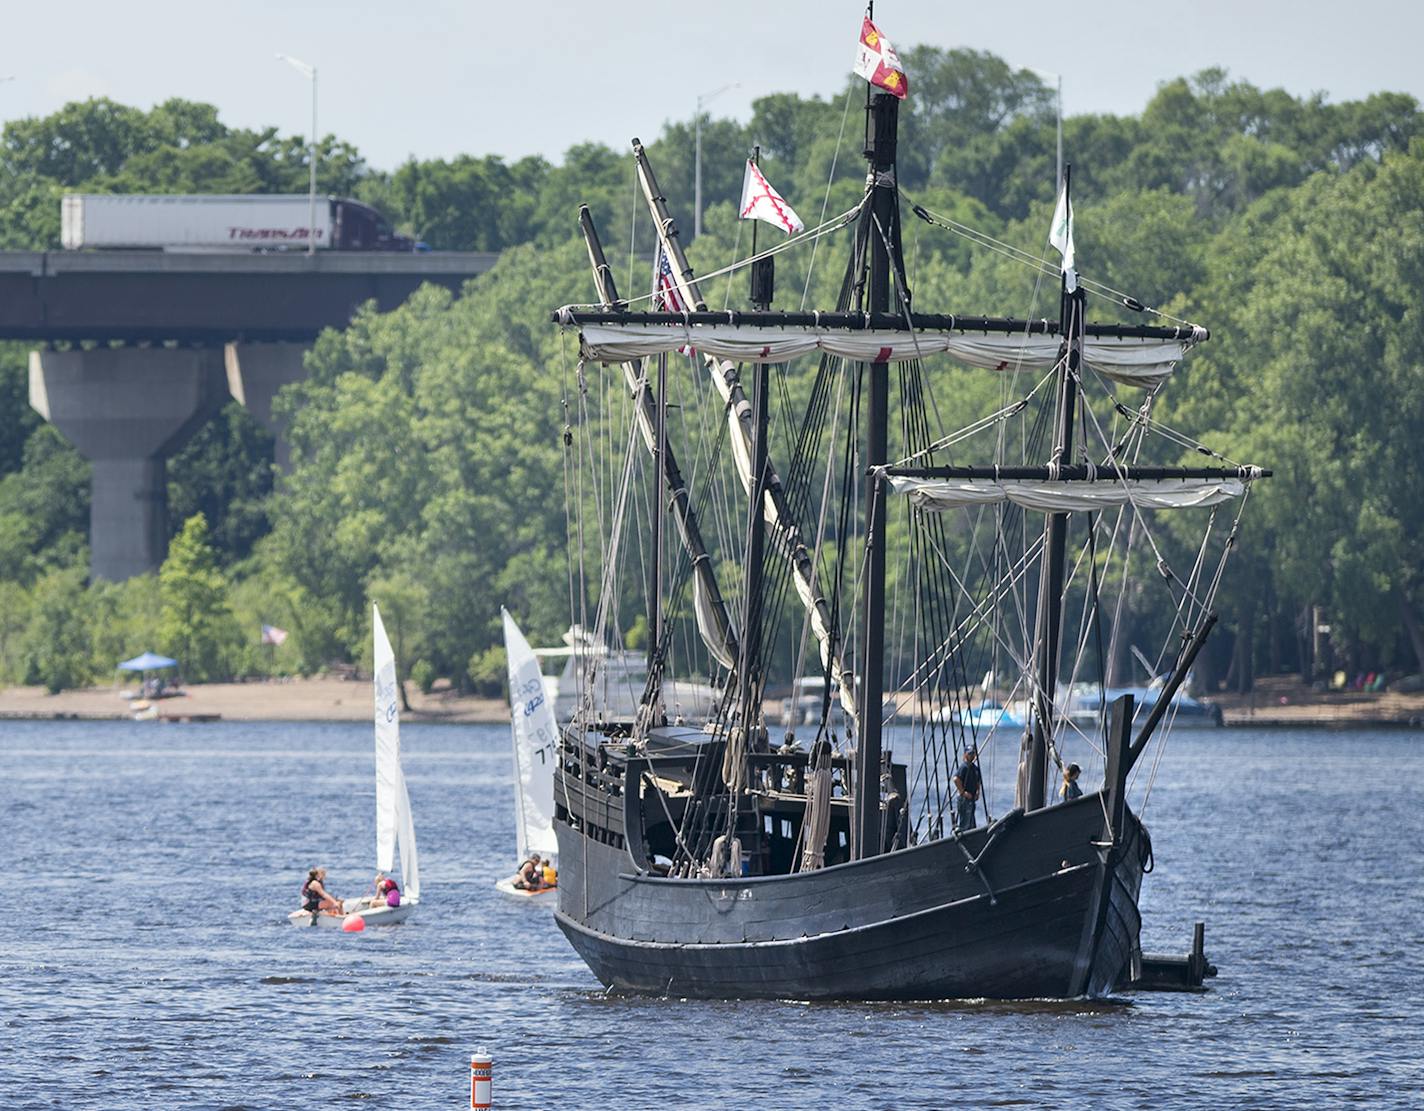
top-left (629, 139), bottom-right (860, 737)
top-left (575, 204), bottom-right (740, 686)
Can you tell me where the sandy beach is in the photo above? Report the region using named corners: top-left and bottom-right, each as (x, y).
top-left (2, 673), bottom-right (1423, 726)
top-left (0, 677), bottom-right (509, 724)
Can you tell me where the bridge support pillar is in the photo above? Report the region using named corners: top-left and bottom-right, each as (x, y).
top-left (29, 347), bottom-right (228, 581)
top-left (224, 342), bottom-right (309, 472)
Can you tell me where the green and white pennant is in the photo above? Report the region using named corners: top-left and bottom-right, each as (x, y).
top-left (1049, 182), bottom-right (1077, 292)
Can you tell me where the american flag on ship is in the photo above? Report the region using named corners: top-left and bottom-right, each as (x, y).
top-left (651, 243), bottom-right (695, 355)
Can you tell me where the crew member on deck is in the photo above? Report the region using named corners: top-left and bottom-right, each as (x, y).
top-left (953, 746), bottom-right (982, 831)
top-left (1059, 762), bottom-right (1083, 802)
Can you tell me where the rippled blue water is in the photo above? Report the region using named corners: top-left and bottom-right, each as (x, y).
top-left (3, 720), bottom-right (1422, 1109)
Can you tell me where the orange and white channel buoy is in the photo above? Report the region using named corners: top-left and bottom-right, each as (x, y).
top-left (470, 1050), bottom-right (492, 1109)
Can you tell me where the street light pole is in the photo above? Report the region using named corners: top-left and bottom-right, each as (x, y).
top-left (1053, 72), bottom-right (1065, 192)
top-left (1026, 67), bottom-right (1063, 188)
top-left (694, 82), bottom-right (738, 241)
top-left (276, 54), bottom-right (318, 255)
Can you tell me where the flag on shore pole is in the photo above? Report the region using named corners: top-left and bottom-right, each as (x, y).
top-left (853, 17), bottom-right (908, 99)
top-left (739, 160), bottom-right (804, 235)
top-left (1049, 181), bottom-right (1078, 291)
top-left (261, 624), bottom-right (289, 646)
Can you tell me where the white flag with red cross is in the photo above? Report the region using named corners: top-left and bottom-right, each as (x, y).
top-left (739, 160), bottom-right (804, 236)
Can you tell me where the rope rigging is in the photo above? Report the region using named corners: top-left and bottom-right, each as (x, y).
top-left (554, 132), bottom-right (1265, 876)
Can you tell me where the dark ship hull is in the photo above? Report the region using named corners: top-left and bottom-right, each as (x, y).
top-left (554, 773), bottom-right (1144, 1000)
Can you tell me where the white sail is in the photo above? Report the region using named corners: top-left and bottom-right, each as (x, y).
top-left (502, 608), bottom-right (560, 863)
top-left (396, 767), bottom-right (420, 902)
top-left (569, 321), bottom-right (1202, 389)
top-left (626, 361), bottom-right (738, 670)
top-left (886, 475), bottom-right (1247, 513)
top-left (373, 602), bottom-right (419, 901)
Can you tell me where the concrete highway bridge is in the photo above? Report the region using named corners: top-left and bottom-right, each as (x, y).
top-left (1, 250), bottom-right (498, 579)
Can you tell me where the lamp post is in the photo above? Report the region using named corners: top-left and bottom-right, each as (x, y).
top-left (694, 82), bottom-right (738, 240)
top-left (276, 54), bottom-right (318, 254)
top-left (1026, 67), bottom-right (1063, 189)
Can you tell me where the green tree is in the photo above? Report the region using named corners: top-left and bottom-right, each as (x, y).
top-left (158, 513), bottom-right (239, 681)
top-left (167, 403), bottom-right (274, 564)
top-left (18, 567), bottom-right (93, 692)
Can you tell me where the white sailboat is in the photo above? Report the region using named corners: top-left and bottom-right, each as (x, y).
top-left (495, 608), bottom-right (559, 900)
top-left (289, 602), bottom-right (421, 927)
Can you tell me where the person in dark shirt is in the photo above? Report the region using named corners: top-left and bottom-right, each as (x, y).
top-left (953, 746), bottom-right (982, 831)
top-left (1059, 762), bottom-right (1083, 802)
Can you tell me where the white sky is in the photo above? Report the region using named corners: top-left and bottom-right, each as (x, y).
top-left (4, 0), bottom-right (1422, 172)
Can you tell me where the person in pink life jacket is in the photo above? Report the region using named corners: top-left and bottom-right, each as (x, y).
top-left (370, 873), bottom-right (401, 908)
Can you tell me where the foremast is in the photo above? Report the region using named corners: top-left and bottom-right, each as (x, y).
top-left (1027, 169), bottom-right (1085, 811)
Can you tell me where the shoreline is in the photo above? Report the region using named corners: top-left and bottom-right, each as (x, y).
top-left (2, 676), bottom-right (1423, 728)
top-left (0, 677), bottom-right (510, 724)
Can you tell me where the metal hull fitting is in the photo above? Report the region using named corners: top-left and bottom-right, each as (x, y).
top-left (554, 796), bottom-right (1143, 1001)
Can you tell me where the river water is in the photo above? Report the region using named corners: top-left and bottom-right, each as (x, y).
top-left (3, 719), bottom-right (1421, 1109)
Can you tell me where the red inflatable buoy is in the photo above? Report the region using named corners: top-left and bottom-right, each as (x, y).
top-left (342, 913), bottom-right (366, 932)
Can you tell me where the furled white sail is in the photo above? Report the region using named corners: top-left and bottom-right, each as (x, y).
top-left (626, 360), bottom-right (738, 670)
top-left (502, 608), bottom-right (560, 863)
top-left (886, 475), bottom-right (1246, 513)
top-left (570, 322), bottom-right (1203, 389)
top-left (373, 602), bottom-right (419, 901)
top-left (631, 154), bottom-right (859, 729)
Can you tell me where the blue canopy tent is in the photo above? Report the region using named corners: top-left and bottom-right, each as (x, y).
top-left (117, 652), bottom-right (177, 672)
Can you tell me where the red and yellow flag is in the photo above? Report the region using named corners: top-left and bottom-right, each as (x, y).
top-left (853, 17), bottom-right (908, 99)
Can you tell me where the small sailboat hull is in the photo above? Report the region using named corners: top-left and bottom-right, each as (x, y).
top-left (287, 900), bottom-right (418, 928)
top-left (554, 794), bottom-right (1143, 1000)
top-left (494, 876), bottom-right (559, 901)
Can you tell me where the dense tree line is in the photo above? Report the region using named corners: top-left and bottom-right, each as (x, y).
top-left (1, 48), bottom-right (1422, 692)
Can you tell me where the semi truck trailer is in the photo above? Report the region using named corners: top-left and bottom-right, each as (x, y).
top-left (61, 194), bottom-right (418, 252)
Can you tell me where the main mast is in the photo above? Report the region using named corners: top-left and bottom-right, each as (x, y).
top-left (855, 89), bottom-right (899, 860)
top-left (739, 147), bottom-right (773, 744)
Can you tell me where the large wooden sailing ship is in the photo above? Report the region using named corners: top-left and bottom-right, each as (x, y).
top-left (548, 74), bottom-right (1266, 1000)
